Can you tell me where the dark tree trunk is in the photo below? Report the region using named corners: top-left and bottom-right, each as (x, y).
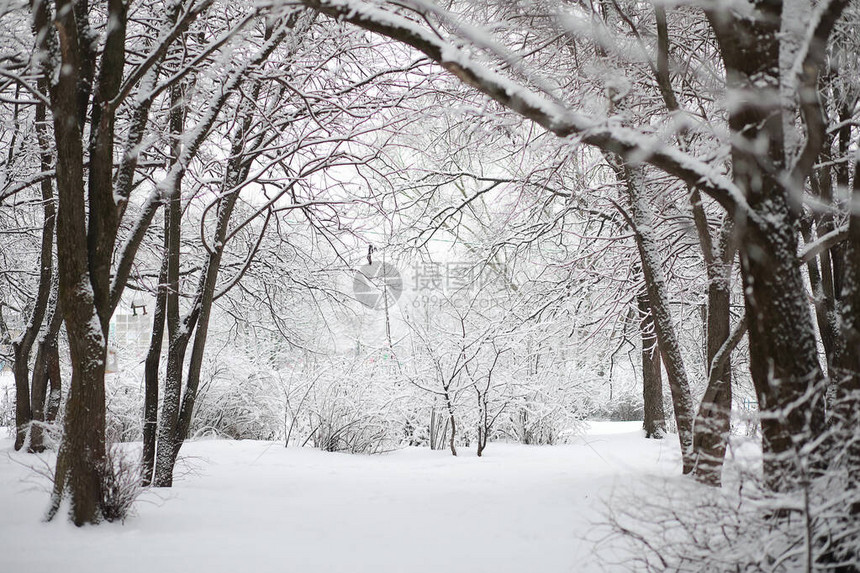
top-left (739, 176), bottom-right (826, 491)
top-left (173, 186), bottom-right (241, 459)
top-left (448, 412), bottom-right (457, 457)
top-left (831, 159), bottom-right (860, 491)
top-left (11, 90), bottom-right (56, 450)
top-left (639, 292), bottom-right (666, 439)
top-left (141, 218), bottom-right (168, 486)
top-left (476, 390), bottom-right (489, 456)
top-left (691, 255), bottom-right (734, 486)
top-left (444, 390), bottom-right (457, 456)
top-left (49, 313), bottom-right (108, 525)
top-left (12, 352), bottom-right (33, 451)
top-left (41, 0), bottom-right (107, 524)
top-left (685, 211), bottom-right (737, 486)
top-left (40, 0), bottom-right (127, 523)
top-left (44, 331), bottom-right (63, 424)
top-left (153, 99), bottom-right (190, 487)
top-left (29, 290), bottom-right (63, 453)
top-left (706, 0), bottom-right (839, 489)
top-left (621, 165), bottom-right (695, 473)
top-left (153, 328), bottom-right (190, 487)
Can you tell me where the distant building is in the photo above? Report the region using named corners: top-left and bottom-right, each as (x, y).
top-left (107, 294), bottom-right (155, 372)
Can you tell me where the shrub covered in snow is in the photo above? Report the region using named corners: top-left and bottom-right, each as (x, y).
top-left (0, 380), bottom-right (13, 429)
top-left (190, 365), bottom-right (285, 441)
top-left (99, 444), bottom-right (142, 523)
top-left (605, 436), bottom-right (860, 571)
top-left (285, 357), bottom-right (405, 454)
top-left (106, 372), bottom-right (144, 444)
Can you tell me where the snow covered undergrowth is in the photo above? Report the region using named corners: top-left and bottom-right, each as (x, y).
top-left (0, 421), bottom-right (683, 573)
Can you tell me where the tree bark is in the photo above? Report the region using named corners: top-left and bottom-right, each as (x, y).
top-left (831, 158), bottom-right (860, 491)
top-left (690, 263), bottom-right (734, 484)
top-left (153, 85), bottom-right (190, 487)
top-left (444, 390), bottom-right (457, 456)
top-left (638, 292), bottom-right (666, 439)
top-left (141, 215), bottom-right (168, 486)
top-left (42, 0), bottom-right (109, 524)
top-left (619, 165), bottom-right (696, 472)
top-left (801, 215), bottom-right (837, 375)
top-left (11, 92), bottom-right (56, 450)
top-left (29, 288), bottom-right (63, 453)
top-left (35, 0), bottom-right (130, 522)
top-left (44, 333), bottom-right (62, 424)
top-left (708, 2), bottom-right (836, 488)
top-left (738, 181), bottom-right (826, 490)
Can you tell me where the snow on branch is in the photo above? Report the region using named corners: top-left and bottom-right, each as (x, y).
top-left (111, 0), bottom-right (216, 112)
top-left (798, 224), bottom-right (850, 263)
top-left (789, 0), bottom-right (851, 184)
top-left (290, 0), bottom-right (749, 216)
top-left (109, 18), bottom-right (294, 311)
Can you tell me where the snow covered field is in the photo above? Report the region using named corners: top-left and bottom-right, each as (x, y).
top-left (0, 422), bottom-right (682, 573)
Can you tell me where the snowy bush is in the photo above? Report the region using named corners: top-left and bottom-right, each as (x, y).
top-left (0, 381), bottom-right (13, 429)
top-left (106, 373), bottom-right (144, 443)
top-left (499, 366), bottom-right (590, 445)
top-left (605, 437), bottom-right (860, 571)
top-left (503, 399), bottom-right (572, 445)
top-left (305, 369), bottom-right (402, 455)
top-left (191, 367), bottom-right (285, 441)
top-left (398, 402), bottom-right (432, 447)
top-left (99, 444), bottom-right (142, 523)
top-left (27, 418), bottom-right (63, 451)
top-left (602, 392), bottom-right (644, 422)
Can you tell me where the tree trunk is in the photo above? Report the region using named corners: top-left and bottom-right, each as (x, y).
top-left (29, 290), bottom-right (63, 453)
top-left (11, 90), bottom-right (56, 450)
top-left (476, 391), bottom-right (489, 456)
top-left (444, 391), bottom-right (457, 456)
top-left (49, 314), bottom-right (108, 525)
top-left (639, 292), bottom-right (666, 439)
top-left (739, 193), bottom-right (826, 490)
top-left (173, 180), bottom-right (242, 459)
top-left (691, 257), bottom-right (734, 486)
top-left (707, 3), bottom-right (832, 490)
top-left (153, 110), bottom-right (190, 487)
top-left (141, 219), bottom-right (168, 485)
top-left (831, 158), bottom-right (860, 493)
top-left (622, 165), bottom-right (696, 473)
top-left (44, 332), bottom-right (63, 424)
top-left (153, 330), bottom-right (190, 487)
top-left (801, 214), bottom-right (837, 374)
top-left (36, 0), bottom-right (129, 523)
top-left (12, 350), bottom-right (33, 450)
top-left (41, 0), bottom-right (108, 524)
top-left (152, 77), bottom-right (196, 488)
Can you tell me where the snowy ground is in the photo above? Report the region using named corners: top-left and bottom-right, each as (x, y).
top-left (0, 421), bottom-right (683, 573)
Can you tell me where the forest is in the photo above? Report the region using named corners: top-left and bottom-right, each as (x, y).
top-left (0, 0), bottom-right (859, 570)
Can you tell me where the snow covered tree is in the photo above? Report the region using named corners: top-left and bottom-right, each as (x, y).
top-left (293, 0), bottom-right (859, 490)
top-left (16, 0), bottom-right (303, 523)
